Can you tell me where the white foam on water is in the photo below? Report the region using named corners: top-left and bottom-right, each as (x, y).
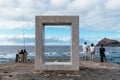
top-left (44, 52), bottom-right (57, 56)
top-left (28, 53), bottom-right (35, 56)
top-left (63, 52), bottom-right (70, 55)
top-left (0, 53), bottom-right (16, 58)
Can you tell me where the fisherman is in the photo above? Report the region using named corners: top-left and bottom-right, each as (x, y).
top-left (23, 49), bottom-right (28, 62)
top-left (15, 50), bottom-right (20, 62)
top-left (19, 49), bottom-right (24, 63)
top-left (15, 54), bottom-right (18, 62)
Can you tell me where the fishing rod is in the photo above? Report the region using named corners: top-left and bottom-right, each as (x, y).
top-left (23, 25), bottom-right (25, 49)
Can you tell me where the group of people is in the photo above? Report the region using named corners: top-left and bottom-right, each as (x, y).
top-left (15, 49), bottom-right (28, 63)
top-left (82, 42), bottom-right (107, 62)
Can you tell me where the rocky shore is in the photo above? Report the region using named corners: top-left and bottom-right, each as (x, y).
top-left (0, 60), bottom-right (120, 80)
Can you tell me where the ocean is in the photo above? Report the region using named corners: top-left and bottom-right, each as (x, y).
top-left (0, 46), bottom-right (120, 64)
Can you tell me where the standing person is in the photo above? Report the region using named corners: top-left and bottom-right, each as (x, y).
top-left (15, 50), bottom-right (20, 62)
top-left (90, 43), bottom-right (96, 61)
top-left (99, 44), bottom-right (107, 62)
top-left (15, 54), bottom-right (19, 62)
top-left (82, 42), bottom-right (88, 60)
top-left (19, 50), bottom-right (24, 63)
top-left (23, 49), bottom-right (28, 62)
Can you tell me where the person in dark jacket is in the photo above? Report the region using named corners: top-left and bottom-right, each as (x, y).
top-left (15, 50), bottom-right (20, 62)
top-left (15, 54), bottom-right (19, 62)
top-left (99, 44), bottom-right (107, 62)
top-left (23, 49), bottom-right (28, 62)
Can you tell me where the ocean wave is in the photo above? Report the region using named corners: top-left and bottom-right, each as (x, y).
top-left (0, 51), bottom-right (120, 64)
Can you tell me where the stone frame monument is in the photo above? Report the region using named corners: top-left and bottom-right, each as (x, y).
top-left (35, 16), bottom-right (79, 71)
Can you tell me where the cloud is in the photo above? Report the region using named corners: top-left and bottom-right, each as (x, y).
top-left (80, 37), bottom-right (105, 45)
top-left (0, 35), bottom-right (35, 45)
top-left (0, 0), bottom-right (47, 29)
top-left (80, 38), bottom-right (90, 45)
top-left (106, 0), bottom-right (120, 10)
top-left (80, 2), bottom-right (120, 32)
top-left (45, 37), bottom-right (59, 43)
top-left (68, 0), bottom-right (102, 13)
top-left (0, 34), bottom-right (71, 45)
top-left (49, 0), bottom-right (71, 10)
top-left (0, 0), bottom-right (120, 32)
top-left (59, 37), bottom-right (70, 42)
top-left (43, 36), bottom-right (71, 45)
top-left (0, 20), bottom-right (34, 29)
top-left (45, 36), bottom-right (71, 45)
top-left (0, 0), bottom-right (120, 45)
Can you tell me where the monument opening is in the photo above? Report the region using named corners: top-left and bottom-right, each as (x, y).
top-left (35, 16), bottom-right (79, 70)
top-left (43, 25), bottom-right (71, 63)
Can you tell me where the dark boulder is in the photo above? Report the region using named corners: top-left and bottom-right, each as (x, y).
top-left (96, 38), bottom-right (120, 46)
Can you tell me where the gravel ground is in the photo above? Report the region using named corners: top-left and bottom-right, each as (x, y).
top-left (0, 60), bottom-right (120, 80)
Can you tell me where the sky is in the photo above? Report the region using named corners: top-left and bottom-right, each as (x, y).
top-left (0, 0), bottom-right (120, 46)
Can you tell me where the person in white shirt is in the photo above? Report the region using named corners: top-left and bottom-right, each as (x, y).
top-left (82, 42), bottom-right (88, 60)
top-left (89, 43), bottom-right (96, 61)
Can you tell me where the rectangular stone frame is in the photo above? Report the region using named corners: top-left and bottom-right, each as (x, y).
top-left (35, 16), bottom-right (79, 71)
